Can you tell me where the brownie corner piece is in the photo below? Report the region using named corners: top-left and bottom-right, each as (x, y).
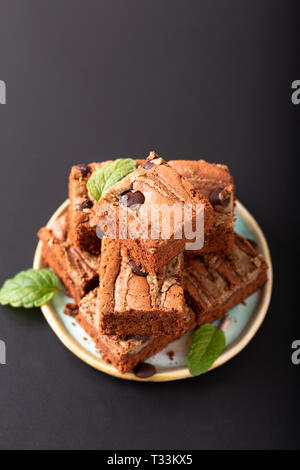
top-left (98, 238), bottom-right (190, 337)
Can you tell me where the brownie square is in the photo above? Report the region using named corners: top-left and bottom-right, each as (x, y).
top-left (97, 238), bottom-right (191, 337)
top-left (78, 288), bottom-right (196, 374)
top-left (184, 233), bottom-right (268, 325)
top-left (38, 213), bottom-right (99, 304)
top-left (95, 152), bottom-right (213, 273)
top-left (169, 160), bottom-right (235, 254)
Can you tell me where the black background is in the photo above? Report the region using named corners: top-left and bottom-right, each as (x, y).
top-left (0, 0), bottom-right (299, 450)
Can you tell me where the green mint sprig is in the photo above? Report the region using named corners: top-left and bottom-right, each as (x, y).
top-left (187, 323), bottom-right (226, 376)
top-left (0, 268), bottom-right (63, 308)
top-left (87, 158), bottom-right (136, 201)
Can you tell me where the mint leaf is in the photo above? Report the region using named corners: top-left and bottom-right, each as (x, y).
top-left (87, 158), bottom-right (135, 201)
top-left (101, 158), bottom-right (136, 194)
top-left (0, 269), bottom-right (62, 308)
top-left (187, 323), bottom-right (226, 376)
top-left (86, 162), bottom-right (114, 201)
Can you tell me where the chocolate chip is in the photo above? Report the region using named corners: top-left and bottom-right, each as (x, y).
top-left (128, 259), bottom-right (148, 277)
top-left (126, 335), bottom-right (149, 343)
top-left (76, 164), bottom-right (91, 177)
top-left (143, 161), bottom-right (155, 170)
top-left (167, 350), bottom-right (174, 360)
top-left (133, 362), bottom-right (156, 378)
top-left (209, 187), bottom-right (230, 207)
top-left (120, 190), bottom-right (145, 207)
top-left (76, 199), bottom-right (93, 211)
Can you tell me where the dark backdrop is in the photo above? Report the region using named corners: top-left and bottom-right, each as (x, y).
top-left (0, 0), bottom-right (299, 450)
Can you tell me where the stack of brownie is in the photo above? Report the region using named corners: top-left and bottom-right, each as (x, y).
top-left (38, 152), bottom-right (268, 375)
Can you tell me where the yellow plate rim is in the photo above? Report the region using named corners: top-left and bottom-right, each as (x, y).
top-left (33, 199), bottom-right (273, 382)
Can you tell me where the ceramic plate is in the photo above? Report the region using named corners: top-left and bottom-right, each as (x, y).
top-left (33, 200), bottom-right (273, 382)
